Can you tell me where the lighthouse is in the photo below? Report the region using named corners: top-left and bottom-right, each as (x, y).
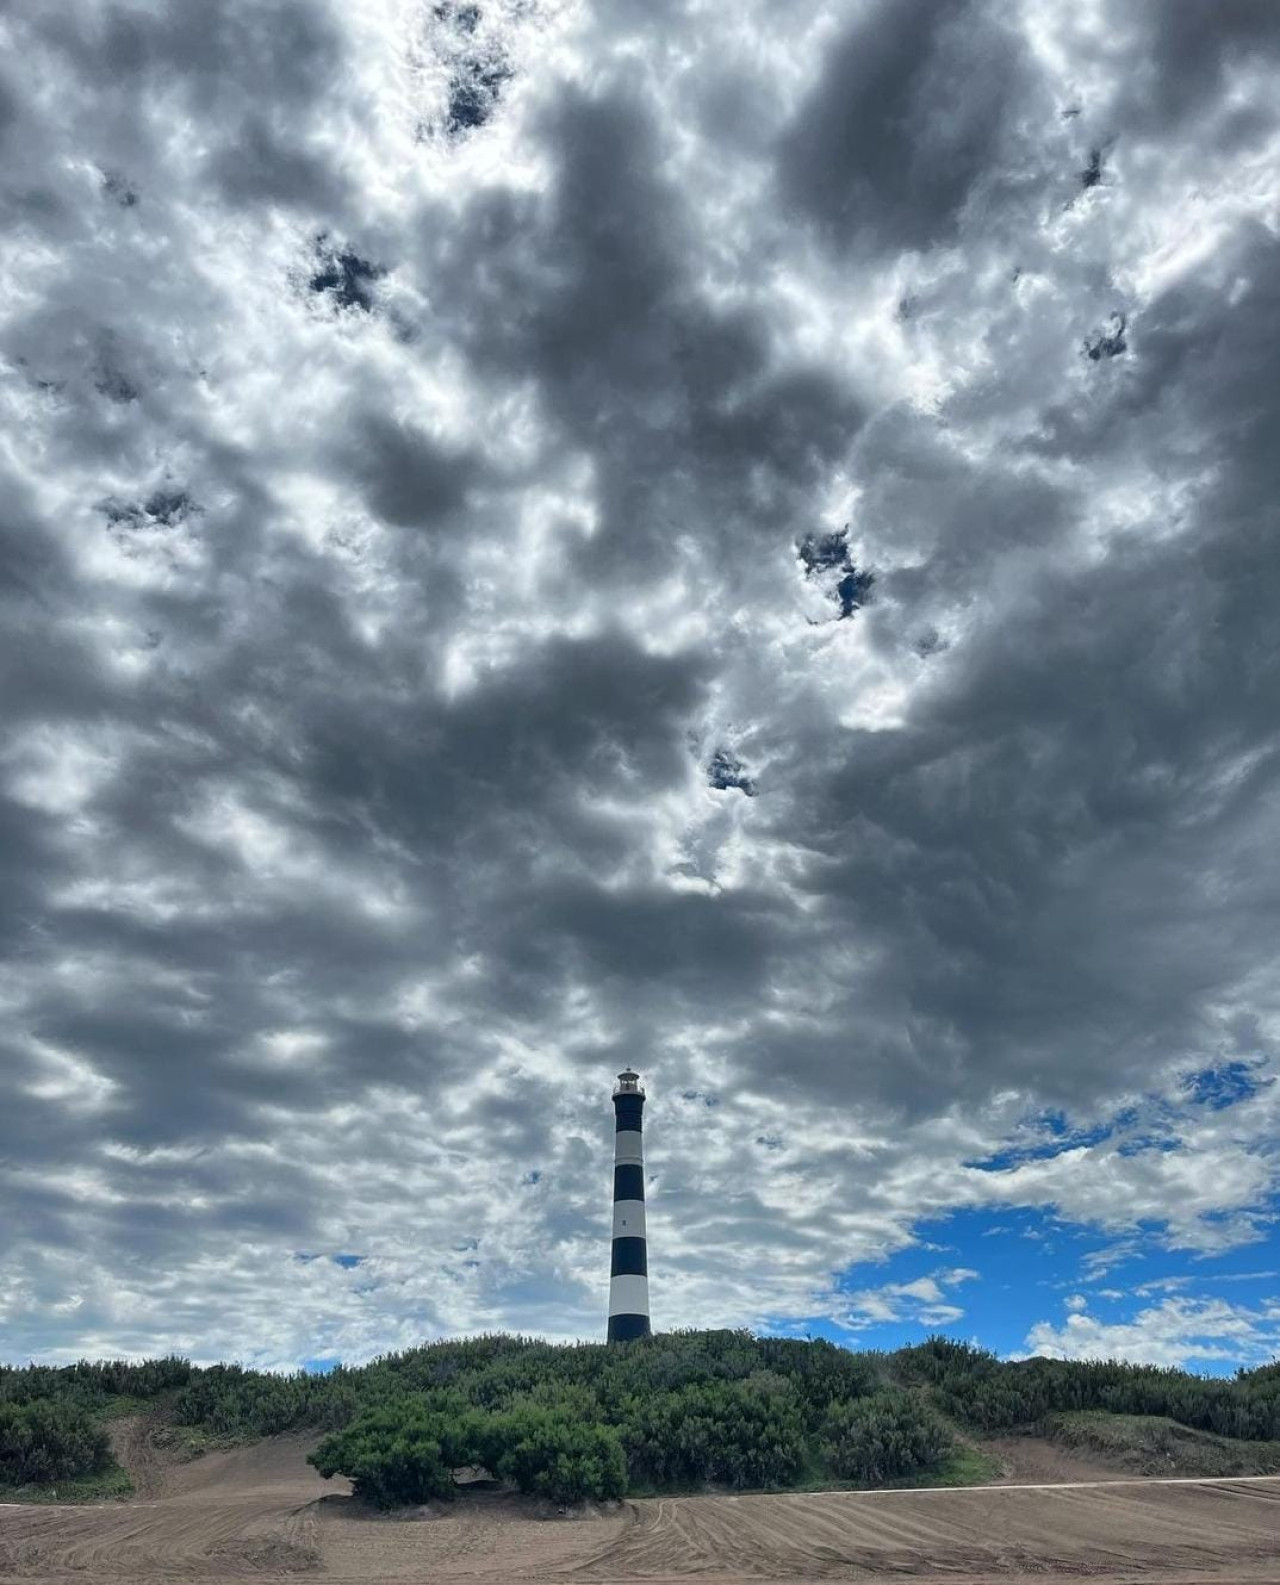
top-left (607, 1068), bottom-right (651, 1341)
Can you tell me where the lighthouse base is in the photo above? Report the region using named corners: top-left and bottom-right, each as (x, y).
top-left (607, 1313), bottom-right (651, 1342)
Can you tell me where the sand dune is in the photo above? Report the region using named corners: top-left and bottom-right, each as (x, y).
top-left (2, 1430), bottom-right (1279, 1583)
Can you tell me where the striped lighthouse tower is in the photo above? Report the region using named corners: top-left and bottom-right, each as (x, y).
top-left (607, 1068), bottom-right (651, 1342)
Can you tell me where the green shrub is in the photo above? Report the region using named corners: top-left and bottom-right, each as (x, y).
top-left (172, 1362), bottom-right (359, 1438)
top-left (0, 1356), bottom-right (191, 1409)
top-left (0, 1400), bottom-right (113, 1485)
top-left (821, 1390), bottom-right (951, 1483)
top-left (308, 1400), bottom-right (626, 1508)
top-left (308, 1404), bottom-right (458, 1507)
top-left (488, 1408), bottom-right (627, 1504)
top-left (622, 1373), bottom-right (807, 1490)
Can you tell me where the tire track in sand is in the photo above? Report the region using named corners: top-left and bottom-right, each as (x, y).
top-left (570, 1476), bottom-right (1280, 1582)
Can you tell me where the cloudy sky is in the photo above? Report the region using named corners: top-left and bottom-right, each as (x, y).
top-left (3, 0), bottom-right (1280, 1376)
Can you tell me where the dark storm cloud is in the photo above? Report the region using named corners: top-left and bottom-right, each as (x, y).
top-left (11, 0), bottom-right (364, 250)
top-left (1107, 0), bottom-right (1280, 132)
top-left (291, 628), bottom-right (709, 859)
top-left (733, 222), bottom-right (1280, 1117)
top-left (777, 0), bottom-right (1036, 253)
top-left (510, 879), bottom-right (779, 1005)
top-left (207, 112), bottom-right (351, 212)
top-left (39, 0), bottom-right (343, 116)
top-left (440, 83), bottom-right (864, 587)
top-left (2, 0), bottom-right (1280, 1364)
top-left (350, 414), bottom-right (478, 528)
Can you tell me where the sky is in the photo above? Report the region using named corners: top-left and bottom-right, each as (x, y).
top-left (2, 0), bottom-right (1280, 1377)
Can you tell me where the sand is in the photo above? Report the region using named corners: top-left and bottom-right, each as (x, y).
top-left (2, 1428), bottom-right (1279, 1583)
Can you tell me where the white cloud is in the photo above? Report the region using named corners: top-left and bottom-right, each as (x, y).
top-left (839, 1267), bottom-right (979, 1332)
top-left (1025, 1296), bottom-right (1280, 1370)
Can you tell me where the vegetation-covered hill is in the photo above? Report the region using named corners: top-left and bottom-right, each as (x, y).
top-left (4, 1332), bottom-right (1279, 1506)
top-left (1046, 1410), bottom-right (1280, 1478)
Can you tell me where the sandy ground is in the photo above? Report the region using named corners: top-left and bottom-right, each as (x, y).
top-left (2, 1428), bottom-right (1279, 1584)
top-left (985, 1432), bottom-right (1128, 1485)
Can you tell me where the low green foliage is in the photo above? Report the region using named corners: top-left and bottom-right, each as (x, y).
top-left (310, 1402), bottom-right (627, 1506)
top-left (483, 1408), bottom-right (627, 1504)
top-left (0, 1355), bottom-right (189, 1498)
top-left (310, 1405), bottom-right (458, 1506)
top-left (621, 1373), bottom-right (808, 1490)
top-left (924, 1442), bottom-right (1003, 1488)
top-left (0, 1400), bottom-right (113, 1486)
top-left (821, 1390), bottom-right (951, 1482)
top-left (0, 1464), bottom-right (134, 1504)
top-left (0, 1356), bottom-right (191, 1411)
top-left (172, 1362), bottom-right (357, 1438)
top-left (1049, 1410), bottom-right (1280, 1477)
top-left (894, 1336), bottom-right (1280, 1441)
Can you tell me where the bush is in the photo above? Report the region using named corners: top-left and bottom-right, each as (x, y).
top-left (0, 1401), bottom-right (113, 1485)
top-left (821, 1390), bottom-right (951, 1483)
top-left (309, 1404), bottom-right (458, 1507)
top-left (487, 1408), bottom-right (627, 1504)
top-left (172, 1362), bottom-right (359, 1438)
top-left (622, 1374), bottom-right (807, 1490)
top-left (309, 1400), bottom-right (626, 1508)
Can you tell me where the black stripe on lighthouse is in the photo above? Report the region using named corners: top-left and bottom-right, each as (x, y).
top-left (608, 1067), bottom-right (651, 1343)
top-left (610, 1237), bottom-right (648, 1276)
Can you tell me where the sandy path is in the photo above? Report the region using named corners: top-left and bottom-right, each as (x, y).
top-left (2, 1434), bottom-right (1279, 1584)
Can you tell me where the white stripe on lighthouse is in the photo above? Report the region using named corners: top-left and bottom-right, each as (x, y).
top-left (614, 1132), bottom-right (643, 1164)
top-left (612, 1199), bottom-right (647, 1238)
top-left (608, 1273), bottom-right (650, 1315)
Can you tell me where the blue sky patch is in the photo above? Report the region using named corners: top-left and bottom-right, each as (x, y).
top-left (764, 1203), bottom-right (1280, 1374)
top-left (1183, 1062), bottom-right (1265, 1110)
